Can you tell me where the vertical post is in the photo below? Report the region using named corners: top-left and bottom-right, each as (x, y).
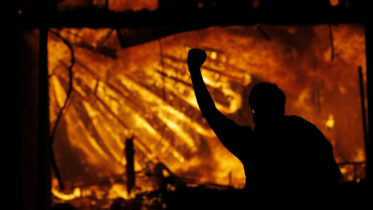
top-left (37, 26), bottom-right (51, 210)
top-left (125, 137), bottom-right (135, 195)
top-left (358, 66), bottom-right (369, 178)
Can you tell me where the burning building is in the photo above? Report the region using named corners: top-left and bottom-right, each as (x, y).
top-left (17, 0), bottom-right (371, 210)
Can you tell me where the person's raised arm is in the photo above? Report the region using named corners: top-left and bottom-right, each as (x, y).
top-left (187, 49), bottom-right (250, 156)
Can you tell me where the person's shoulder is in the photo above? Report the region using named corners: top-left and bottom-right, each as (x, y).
top-left (284, 115), bottom-right (307, 122)
top-left (284, 115), bottom-right (328, 140)
top-left (284, 115), bottom-right (312, 124)
top-left (240, 125), bottom-right (252, 130)
top-left (238, 125), bottom-right (253, 135)
top-left (283, 115), bottom-right (319, 130)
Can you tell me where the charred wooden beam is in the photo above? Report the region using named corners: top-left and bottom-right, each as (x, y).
top-left (125, 137), bottom-right (135, 195)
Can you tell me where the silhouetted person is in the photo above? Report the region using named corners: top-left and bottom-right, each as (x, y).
top-left (187, 49), bottom-right (342, 208)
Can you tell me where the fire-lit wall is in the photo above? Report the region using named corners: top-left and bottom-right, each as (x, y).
top-left (48, 24), bottom-right (366, 200)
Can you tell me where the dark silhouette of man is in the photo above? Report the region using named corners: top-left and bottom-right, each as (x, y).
top-left (187, 48), bottom-right (342, 208)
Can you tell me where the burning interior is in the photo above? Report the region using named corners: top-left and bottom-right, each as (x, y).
top-left (48, 24), bottom-right (367, 208)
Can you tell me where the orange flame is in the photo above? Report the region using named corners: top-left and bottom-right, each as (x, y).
top-left (49, 24), bottom-right (366, 202)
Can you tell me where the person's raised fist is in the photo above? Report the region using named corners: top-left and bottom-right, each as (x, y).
top-left (187, 48), bottom-right (207, 69)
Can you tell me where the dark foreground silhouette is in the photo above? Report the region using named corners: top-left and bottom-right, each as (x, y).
top-left (50, 203), bottom-right (76, 210)
top-left (187, 48), bottom-right (342, 209)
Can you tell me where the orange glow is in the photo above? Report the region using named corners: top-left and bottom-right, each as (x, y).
top-left (107, 184), bottom-right (132, 199)
top-left (330, 0), bottom-right (340, 7)
top-left (51, 178), bottom-right (81, 201)
top-left (52, 188), bottom-right (81, 201)
top-left (325, 114), bottom-right (335, 129)
top-left (109, 0), bottom-right (158, 12)
top-left (57, 0), bottom-right (158, 12)
top-left (48, 25), bottom-right (367, 203)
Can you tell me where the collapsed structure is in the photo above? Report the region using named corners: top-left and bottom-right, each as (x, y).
top-left (48, 25), bottom-right (367, 205)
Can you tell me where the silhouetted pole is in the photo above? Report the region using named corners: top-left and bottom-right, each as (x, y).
top-left (125, 137), bottom-right (135, 195)
top-left (358, 67), bottom-right (369, 180)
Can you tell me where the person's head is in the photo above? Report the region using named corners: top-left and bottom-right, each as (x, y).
top-left (249, 82), bottom-right (286, 125)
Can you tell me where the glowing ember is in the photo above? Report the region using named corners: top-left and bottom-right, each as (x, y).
top-left (48, 24), bottom-right (367, 203)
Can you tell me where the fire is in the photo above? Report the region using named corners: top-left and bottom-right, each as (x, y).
top-left (51, 178), bottom-right (81, 201)
top-left (48, 24), bottom-right (367, 204)
top-left (52, 187), bottom-right (81, 201)
top-left (325, 114), bottom-right (335, 129)
top-left (107, 184), bottom-right (133, 200)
